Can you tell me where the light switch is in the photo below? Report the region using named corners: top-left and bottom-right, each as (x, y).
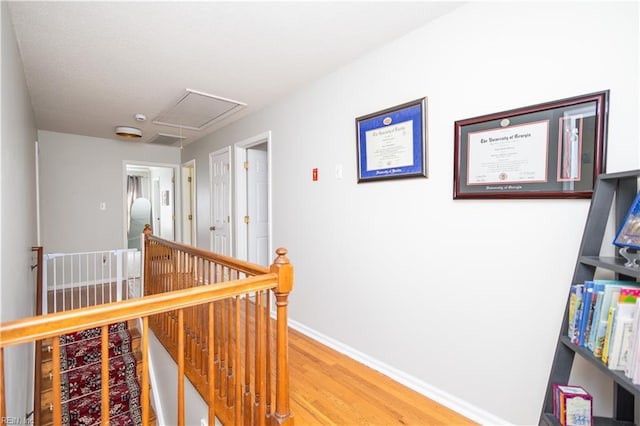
top-left (99, 202), bottom-right (106, 211)
top-left (335, 164), bottom-right (343, 179)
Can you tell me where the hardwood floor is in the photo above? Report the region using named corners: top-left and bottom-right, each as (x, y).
top-left (287, 327), bottom-right (478, 425)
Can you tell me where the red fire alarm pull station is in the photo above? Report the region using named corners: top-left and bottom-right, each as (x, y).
top-left (312, 168), bottom-right (318, 181)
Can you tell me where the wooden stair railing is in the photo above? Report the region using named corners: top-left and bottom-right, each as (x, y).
top-left (143, 226), bottom-right (294, 425)
top-left (33, 246), bottom-right (44, 426)
top-left (1, 236), bottom-right (294, 426)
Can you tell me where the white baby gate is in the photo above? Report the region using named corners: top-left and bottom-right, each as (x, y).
top-left (41, 248), bottom-right (141, 314)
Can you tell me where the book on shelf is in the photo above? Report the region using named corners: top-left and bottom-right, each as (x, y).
top-left (592, 281), bottom-right (636, 358)
top-left (553, 384), bottom-right (592, 426)
top-left (619, 287), bottom-right (640, 303)
top-left (601, 305), bottom-right (618, 365)
top-left (624, 301), bottom-right (640, 379)
top-left (632, 322), bottom-right (640, 384)
top-left (577, 281), bottom-right (595, 347)
top-left (586, 285), bottom-right (605, 352)
top-left (613, 190), bottom-right (640, 250)
top-left (568, 284), bottom-right (584, 343)
top-left (606, 301), bottom-right (636, 370)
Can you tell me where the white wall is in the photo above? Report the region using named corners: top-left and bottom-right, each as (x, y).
top-left (182, 2), bottom-right (639, 424)
top-left (147, 332), bottom-right (218, 426)
top-left (1, 2), bottom-right (38, 420)
top-left (38, 131), bottom-right (180, 252)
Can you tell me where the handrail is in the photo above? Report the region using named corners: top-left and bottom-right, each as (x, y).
top-left (146, 233), bottom-right (270, 276)
top-left (0, 274), bottom-right (277, 346)
top-left (32, 246), bottom-right (43, 426)
top-left (143, 227), bottom-right (294, 425)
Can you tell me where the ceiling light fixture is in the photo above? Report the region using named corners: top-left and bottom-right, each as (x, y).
top-left (115, 126), bottom-right (142, 139)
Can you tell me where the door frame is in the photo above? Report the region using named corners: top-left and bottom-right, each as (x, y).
top-left (181, 159), bottom-right (197, 246)
top-left (122, 160), bottom-right (181, 248)
top-left (209, 147), bottom-right (232, 254)
top-left (234, 131), bottom-right (272, 262)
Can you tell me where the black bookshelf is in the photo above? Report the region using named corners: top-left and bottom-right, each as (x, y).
top-left (540, 170), bottom-right (640, 425)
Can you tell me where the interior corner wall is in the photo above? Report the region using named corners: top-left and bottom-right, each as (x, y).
top-left (1, 2), bottom-right (38, 420)
top-left (149, 166), bottom-right (175, 240)
top-left (181, 2), bottom-right (639, 424)
top-left (147, 332), bottom-right (216, 426)
top-left (37, 131), bottom-right (181, 253)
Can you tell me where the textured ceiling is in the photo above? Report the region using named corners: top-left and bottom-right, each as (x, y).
top-left (7, 1), bottom-right (463, 146)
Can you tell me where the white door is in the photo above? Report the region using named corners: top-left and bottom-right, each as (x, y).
top-left (247, 148), bottom-right (269, 266)
top-left (209, 148), bottom-right (231, 256)
top-left (181, 162), bottom-right (196, 246)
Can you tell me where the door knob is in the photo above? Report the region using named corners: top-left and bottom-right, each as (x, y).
top-left (210, 226), bottom-right (215, 231)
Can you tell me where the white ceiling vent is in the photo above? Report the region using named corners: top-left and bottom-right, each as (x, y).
top-left (153, 89), bottom-right (246, 130)
top-left (148, 132), bottom-right (187, 146)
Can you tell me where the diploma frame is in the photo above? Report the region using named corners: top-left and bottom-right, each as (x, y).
top-left (453, 90), bottom-right (609, 199)
top-left (356, 98), bottom-right (427, 183)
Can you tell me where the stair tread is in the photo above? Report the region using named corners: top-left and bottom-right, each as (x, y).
top-left (41, 324), bottom-right (140, 364)
top-left (41, 320), bottom-right (139, 347)
top-left (41, 351), bottom-right (143, 397)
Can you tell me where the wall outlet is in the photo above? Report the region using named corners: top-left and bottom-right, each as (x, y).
top-left (200, 418), bottom-right (207, 426)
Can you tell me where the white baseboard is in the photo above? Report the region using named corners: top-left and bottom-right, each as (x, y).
top-left (287, 318), bottom-right (511, 426)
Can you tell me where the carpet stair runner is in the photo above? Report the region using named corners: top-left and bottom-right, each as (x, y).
top-left (39, 320), bottom-right (156, 426)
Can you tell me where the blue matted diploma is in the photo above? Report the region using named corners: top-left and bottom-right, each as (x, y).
top-left (356, 98), bottom-right (427, 182)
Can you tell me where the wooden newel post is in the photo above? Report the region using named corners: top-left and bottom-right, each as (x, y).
top-left (269, 248), bottom-right (294, 426)
top-left (143, 224), bottom-right (152, 296)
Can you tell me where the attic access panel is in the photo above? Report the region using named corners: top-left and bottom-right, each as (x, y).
top-left (147, 132), bottom-right (187, 146)
top-left (153, 89), bottom-right (246, 130)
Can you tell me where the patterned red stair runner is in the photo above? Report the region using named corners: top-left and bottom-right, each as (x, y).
top-left (55, 322), bottom-right (143, 426)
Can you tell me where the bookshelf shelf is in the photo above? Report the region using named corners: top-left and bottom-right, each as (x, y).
top-left (580, 256), bottom-right (640, 279)
top-left (559, 336), bottom-right (640, 397)
top-left (540, 170), bottom-right (640, 426)
top-left (543, 413), bottom-right (635, 426)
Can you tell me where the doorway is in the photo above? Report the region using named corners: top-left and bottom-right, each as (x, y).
top-left (123, 162), bottom-right (178, 249)
top-left (234, 132), bottom-right (272, 267)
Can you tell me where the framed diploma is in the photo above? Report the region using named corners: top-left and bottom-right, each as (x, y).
top-left (453, 91), bottom-right (609, 199)
top-left (356, 98), bottom-right (427, 182)
top-left (614, 192), bottom-right (640, 250)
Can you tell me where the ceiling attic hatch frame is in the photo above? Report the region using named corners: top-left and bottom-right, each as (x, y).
top-left (148, 132), bottom-right (187, 146)
top-left (153, 89), bottom-right (247, 131)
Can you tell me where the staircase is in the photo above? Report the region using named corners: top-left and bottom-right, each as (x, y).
top-left (2, 235), bottom-right (294, 426)
top-left (38, 320), bottom-right (156, 426)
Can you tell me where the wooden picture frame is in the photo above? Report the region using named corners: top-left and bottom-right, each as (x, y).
top-left (453, 91), bottom-right (609, 199)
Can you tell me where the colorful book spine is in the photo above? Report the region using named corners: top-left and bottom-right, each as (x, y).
top-left (594, 287), bottom-right (622, 358)
top-left (586, 287), bottom-right (605, 352)
top-left (620, 288), bottom-right (640, 303)
top-left (577, 281), bottom-right (594, 346)
top-left (568, 284), bottom-right (584, 342)
top-left (601, 306), bottom-right (617, 365)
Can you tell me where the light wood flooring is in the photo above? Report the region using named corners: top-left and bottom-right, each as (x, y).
top-left (287, 327), bottom-right (478, 425)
